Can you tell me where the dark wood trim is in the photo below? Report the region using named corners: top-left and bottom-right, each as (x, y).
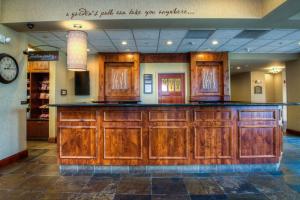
top-left (140, 53), bottom-right (189, 63)
top-left (48, 137), bottom-right (57, 143)
top-left (286, 129), bottom-right (300, 135)
top-left (0, 150), bottom-right (28, 167)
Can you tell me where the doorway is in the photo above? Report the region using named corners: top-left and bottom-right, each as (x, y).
top-left (158, 73), bottom-right (185, 104)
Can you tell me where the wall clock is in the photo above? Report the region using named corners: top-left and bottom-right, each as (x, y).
top-left (0, 53), bottom-right (19, 84)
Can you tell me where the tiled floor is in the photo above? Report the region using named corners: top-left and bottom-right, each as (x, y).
top-left (1, 135), bottom-right (300, 200)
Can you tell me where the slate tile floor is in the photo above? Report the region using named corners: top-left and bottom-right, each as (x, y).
top-left (1, 135), bottom-right (300, 199)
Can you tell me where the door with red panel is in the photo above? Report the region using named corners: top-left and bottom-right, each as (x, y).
top-left (158, 73), bottom-right (185, 104)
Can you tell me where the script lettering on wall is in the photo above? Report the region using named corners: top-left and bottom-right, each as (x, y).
top-left (112, 68), bottom-right (129, 90)
top-left (66, 8), bottom-right (195, 19)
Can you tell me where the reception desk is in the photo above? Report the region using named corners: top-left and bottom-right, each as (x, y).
top-left (50, 102), bottom-right (289, 173)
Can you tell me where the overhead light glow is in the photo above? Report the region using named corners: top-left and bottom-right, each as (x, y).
top-left (73, 24), bottom-right (83, 29)
top-left (60, 20), bottom-right (95, 30)
top-left (269, 67), bottom-right (282, 74)
top-left (166, 40), bottom-right (173, 45)
top-left (27, 47), bottom-right (35, 52)
top-left (67, 30), bottom-right (88, 71)
top-left (212, 40), bottom-right (219, 45)
top-left (236, 66), bottom-right (241, 70)
top-left (121, 41), bottom-right (128, 45)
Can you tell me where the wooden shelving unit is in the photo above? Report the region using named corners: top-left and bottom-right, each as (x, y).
top-left (26, 61), bottom-right (50, 140)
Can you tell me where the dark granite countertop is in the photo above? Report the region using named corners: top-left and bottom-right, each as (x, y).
top-left (49, 101), bottom-right (300, 107)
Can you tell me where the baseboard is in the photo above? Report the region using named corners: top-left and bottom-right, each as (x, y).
top-left (286, 129), bottom-right (300, 135)
top-left (48, 137), bottom-right (57, 143)
top-left (0, 150), bottom-right (28, 168)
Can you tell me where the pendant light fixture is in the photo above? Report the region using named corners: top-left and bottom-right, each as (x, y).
top-left (67, 30), bottom-right (87, 71)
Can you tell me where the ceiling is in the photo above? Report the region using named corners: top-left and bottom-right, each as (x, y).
top-left (28, 28), bottom-right (300, 54)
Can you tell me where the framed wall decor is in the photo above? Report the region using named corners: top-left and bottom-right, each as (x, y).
top-left (144, 74), bottom-right (153, 94)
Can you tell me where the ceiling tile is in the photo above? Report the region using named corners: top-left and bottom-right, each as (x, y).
top-left (112, 39), bottom-right (136, 47)
top-left (217, 45), bottom-right (240, 52)
top-left (242, 39), bottom-right (273, 47)
top-left (46, 40), bottom-right (66, 48)
top-left (29, 32), bottom-right (60, 41)
top-left (180, 39), bottom-right (206, 47)
top-left (133, 29), bottom-right (159, 40)
top-left (160, 29), bottom-right (187, 40)
top-left (87, 30), bottom-right (109, 40)
top-left (136, 39), bottom-right (158, 47)
top-left (258, 29), bottom-right (297, 40)
top-left (209, 29), bottom-right (242, 39)
top-left (137, 46), bottom-right (157, 53)
top-left (224, 38), bottom-right (252, 46)
top-left (281, 30), bottom-right (300, 40)
top-left (199, 38), bottom-right (230, 50)
top-left (52, 31), bottom-right (67, 41)
top-left (158, 39), bottom-right (181, 47)
top-left (117, 45), bottom-right (137, 51)
top-left (253, 46), bottom-right (276, 53)
top-left (92, 39), bottom-right (114, 46)
top-left (266, 40), bottom-right (296, 47)
top-left (157, 48), bottom-right (177, 53)
top-left (105, 29), bottom-right (133, 40)
top-left (95, 46), bottom-right (117, 52)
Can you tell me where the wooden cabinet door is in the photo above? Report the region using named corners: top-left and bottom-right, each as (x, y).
top-left (190, 52), bottom-right (230, 101)
top-left (191, 61), bottom-right (222, 99)
top-left (105, 63), bottom-right (133, 99)
top-left (158, 73), bottom-right (185, 104)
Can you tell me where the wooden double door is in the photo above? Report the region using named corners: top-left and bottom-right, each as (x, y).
top-left (158, 73), bottom-right (185, 104)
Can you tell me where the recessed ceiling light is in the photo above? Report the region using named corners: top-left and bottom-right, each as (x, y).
top-left (166, 40), bottom-right (173, 45)
top-left (121, 41), bottom-right (128, 45)
top-left (212, 40), bottom-right (219, 45)
top-left (73, 24), bottom-right (83, 29)
top-left (237, 66), bottom-right (241, 70)
top-left (87, 48), bottom-right (90, 52)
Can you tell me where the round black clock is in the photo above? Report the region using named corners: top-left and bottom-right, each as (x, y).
top-left (0, 53), bottom-right (19, 84)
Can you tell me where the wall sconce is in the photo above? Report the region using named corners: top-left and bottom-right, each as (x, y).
top-left (67, 30), bottom-right (87, 71)
top-left (0, 34), bottom-right (11, 44)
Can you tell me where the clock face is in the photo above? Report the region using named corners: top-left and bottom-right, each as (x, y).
top-left (0, 54), bottom-right (19, 84)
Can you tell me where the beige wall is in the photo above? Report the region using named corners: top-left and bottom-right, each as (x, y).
top-left (231, 72), bottom-right (251, 102)
top-left (286, 58), bottom-right (300, 131)
top-left (265, 73), bottom-right (275, 102)
top-left (72, 54), bottom-right (99, 102)
top-left (0, 24), bottom-right (27, 159)
top-left (49, 52), bottom-right (75, 139)
top-left (250, 71), bottom-right (266, 103)
top-left (1, 0), bottom-right (267, 23)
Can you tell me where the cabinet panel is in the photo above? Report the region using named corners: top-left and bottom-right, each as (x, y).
top-left (59, 111), bottom-right (97, 122)
top-left (238, 110), bottom-right (276, 121)
top-left (103, 128), bottom-right (143, 159)
top-left (238, 127), bottom-right (276, 158)
top-left (59, 126), bottom-right (97, 159)
top-left (149, 127), bottom-right (188, 159)
top-left (149, 110), bottom-right (188, 122)
top-left (27, 120), bottom-right (49, 140)
top-left (104, 111), bottom-right (142, 122)
top-left (194, 127), bottom-right (233, 159)
top-left (194, 110), bottom-right (232, 121)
